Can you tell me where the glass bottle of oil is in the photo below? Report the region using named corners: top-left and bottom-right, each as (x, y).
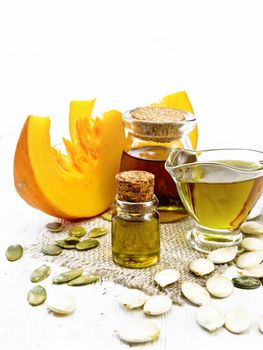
top-left (111, 170), bottom-right (160, 268)
top-left (120, 106), bottom-right (196, 223)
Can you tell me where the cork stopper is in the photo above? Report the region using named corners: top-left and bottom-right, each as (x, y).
top-left (131, 107), bottom-right (186, 122)
top-left (122, 107), bottom-right (195, 143)
top-left (116, 171), bottom-right (155, 202)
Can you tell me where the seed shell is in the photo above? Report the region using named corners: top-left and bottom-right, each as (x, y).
top-left (30, 265), bottom-right (51, 283)
top-left (206, 275), bottom-right (233, 298)
top-left (27, 285), bottom-right (47, 306)
top-left (241, 237), bottom-right (263, 251)
top-left (46, 222), bottom-right (63, 233)
top-left (115, 320), bottom-right (160, 344)
top-left (232, 276), bottom-right (261, 289)
top-left (76, 239), bottom-right (99, 251)
top-left (181, 281), bottom-right (211, 306)
top-left (240, 221), bottom-right (263, 235)
top-left (69, 226), bottom-right (86, 238)
top-left (55, 240), bottom-right (76, 249)
top-left (196, 304), bottom-right (225, 332)
top-left (189, 258), bottom-right (215, 277)
top-left (236, 251), bottom-right (263, 269)
top-left (68, 275), bottom-right (100, 286)
top-left (52, 268), bottom-right (83, 284)
top-left (207, 246), bottom-right (237, 264)
top-left (143, 295), bottom-right (172, 316)
top-left (224, 308), bottom-right (251, 334)
top-left (5, 244), bottom-right (23, 261)
top-left (154, 269), bottom-right (180, 288)
top-left (240, 264), bottom-right (263, 278)
top-left (65, 236), bottom-right (80, 244)
top-left (101, 210), bottom-right (112, 222)
top-left (118, 289), bottom-right (146, 309)
top-left (88, 227), bottom-right (109, 238)
top-left (41, 244), bottom-right (62, 256)
top-left (47, 294), bottom-right (76, 315)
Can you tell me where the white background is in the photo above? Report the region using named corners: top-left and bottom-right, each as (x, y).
top-left (1, 0), bottom-right (263, 148)
top-left (1, 1), bottom-right (263, 349)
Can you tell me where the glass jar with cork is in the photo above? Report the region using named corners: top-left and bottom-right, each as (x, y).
top-left (120, 107), bottom-right (197, 223)
top-left (111, 170), bottom-right (160, 268)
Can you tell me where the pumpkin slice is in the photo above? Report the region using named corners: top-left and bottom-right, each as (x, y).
top-left (150, 91), bottom-right (198, 149)
top-left (14, 101), bottom-right (124, 219)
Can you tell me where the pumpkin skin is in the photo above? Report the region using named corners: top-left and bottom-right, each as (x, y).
top-left (14, 101), bottom-right (125, 219)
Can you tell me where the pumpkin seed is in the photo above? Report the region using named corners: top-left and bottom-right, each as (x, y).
top-left (259, 315), bottom-right (263, 333)
top-left (196, 304), bottom-right (225, 332)
top-left (65, 236), bottom-right (80, 244)
top-left (76, 239), bottom-right (99, 251)
top-left (27, 285), bottom-right (47, 306)
top-left (240, 221), bottom-right (263, 235)
top-left (143, 295), bottom-right (172, 316)
top-left (101, 210), bottom-right (112, 222)
top-left (30, 265), bottom-right (51, 283)
top-left (47, 294), bottom-right (75, 315)
top-left (206, 275), bottom-right (233, 298)
top-left (55, 240), bottom-right (76, 249)
top-left (68, 275), bottom-right (100, 286)
top-left (52, 268), bottom-right (83, 284)
top-left (118, 289), bottom-right (146, 309)
top-left (41, 244), bottom-right (62, 256)
top-left (241, 237), bottom-right (263, 251)
top-left (241, 264), bottom-right (263, 278)
top-left (88, 227), bottom-right (109, 238)
top-left (46, 222), bottom-right (63, 233)
top-left (236, 251), bottom-right (263, 269)
top-left (189, 258), bottom-right (215, 277)
top-left (224, 308), bottom-right (251, 334)
top-left (154, 269), bottom-right (180, 288)
top-left (232, 276), bottom-right (261, 289)
top-left (207, 246), bottom-right (237, 264)
top-left (115, 320), bottom-right (160, 344)
top-left (181, 281), bottom-right (211, 306)
top-left (69, 226), bottom-right (86, 238)
top-left (5, 244), bottom-right (23, 261)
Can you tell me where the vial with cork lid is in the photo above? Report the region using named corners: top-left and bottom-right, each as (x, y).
top-left (111, 170), bottom-right (160, 268)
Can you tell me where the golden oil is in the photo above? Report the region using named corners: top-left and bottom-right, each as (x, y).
top-left (175, 160), bottom-right (263, 230)
top-left (112, 209), bottom-right (160, 268)
top-left (111, 171), bottom-right (160, 268)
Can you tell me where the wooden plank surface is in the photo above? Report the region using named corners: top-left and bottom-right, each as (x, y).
top-left (1, 138), bottom-right (263, 350)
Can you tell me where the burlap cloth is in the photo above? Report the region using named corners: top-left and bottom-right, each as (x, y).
top-left (26, 214), bottom-right (235, 305)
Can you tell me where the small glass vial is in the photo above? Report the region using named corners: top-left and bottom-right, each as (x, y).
top-left (111, 170), bottom-right (160, 268)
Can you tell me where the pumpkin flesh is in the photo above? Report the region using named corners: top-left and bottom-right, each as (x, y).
top-left (14, 102), bottom-right (124, 219)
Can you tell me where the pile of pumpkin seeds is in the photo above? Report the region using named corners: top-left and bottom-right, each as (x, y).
top-left (5, 218), bottom-right (263, 340)
top-left (28, 220), bottom-right (104, 312)
top-left (26, 264), bottom-right (101, 312)
top-left (41, 221), bottom-right (109, 256)
top-left (5, 221), bottom-right (105, 315)
top-left (115, 220), bottom-right (263, 343)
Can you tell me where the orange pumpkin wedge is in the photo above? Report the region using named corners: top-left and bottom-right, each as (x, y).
top-left (150, 91), bottom-right (198, 149)
top-left (14, 101), bottom-right (125, 219)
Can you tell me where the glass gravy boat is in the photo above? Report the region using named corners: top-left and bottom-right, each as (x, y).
top-left (165, 148), bottom-right (263, 252)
